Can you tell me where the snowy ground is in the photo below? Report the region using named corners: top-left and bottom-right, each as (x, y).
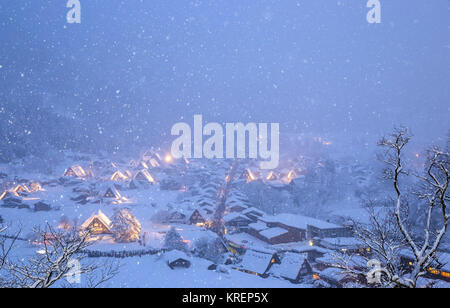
top-left (98, 256), bottom-right (301, 288)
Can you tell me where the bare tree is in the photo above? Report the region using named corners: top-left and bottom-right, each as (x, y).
top-left (0, 226), bottom-right (20, 282)
top-left (1, 224), bottom-right (118, 288)
top-left (336, 128), bottom-right (449, 288)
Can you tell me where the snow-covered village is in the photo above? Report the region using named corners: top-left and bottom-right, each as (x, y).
top-left (0, 1), bottom-right (449, 291)
top-left (0, 140), bottom-right (449, 288)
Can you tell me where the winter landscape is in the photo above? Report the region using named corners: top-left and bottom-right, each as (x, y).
top-left (0, 1), bottom-right (449, 289)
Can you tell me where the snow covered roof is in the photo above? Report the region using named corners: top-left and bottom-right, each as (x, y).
top-left (243, 207), bottom-right (265, 216)
top-left (64, 165), bottom-right (87, 177)
top-left (248, 221), bottom-right (268, 232)
top-left (262, 213), bottom-right (340, 230)
top-left (319, 237), bottom-right (363, 249)
top-left (80, 210), bottom-right (112, 230)
top-left (259, 227), bottom-right (289, 239)
top-left (0, 190), bottom-right (20, 200)
top-left (164, 250), bottom-right (190, 263)
top-left (224, 213), bottom-right (251, 223)
top-left (238, 250), bottom-right (276, 275)
top-left (271, 253), bottom-right (309, 280)
top-left (134, 169), bottom-right (155, 183)
top-left (110, 170), bottom-right (130, 181)
top-left (319, 267), bottom-right (346, 281)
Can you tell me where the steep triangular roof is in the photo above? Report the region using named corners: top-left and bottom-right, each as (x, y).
top-left (63, 165), bottom-right (87, 178)
top-left (286, 170), bottom-right (297, 182)
top-left (0, 190), bottom-right (20, 201)
top-left (12, 184), bottom-right (30, 194)
top-left (110, 171), bottom-right (129, 182)
top-left (270, 253), bottom-right (311, 281)
top-left (80, 210), bottom-right (112, 232)
top-left (103, 185), bottom-right (122, 199)
top-left (134, 169), bottom-right (155, 183)
top-left (237, 250), bottom-right (280, 275)
top-left (189, 209), bottom-right (206, 224)
top-left (266, 171), bottom-right (278, 181)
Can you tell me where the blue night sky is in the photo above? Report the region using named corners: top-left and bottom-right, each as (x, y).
top-left (0, 0), bottom-right (449, 152)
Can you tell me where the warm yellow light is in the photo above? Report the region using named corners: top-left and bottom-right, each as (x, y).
top-left (308, 240), bottom-right (314, 247)
top-left (164, 154), bottom-right (173, 163)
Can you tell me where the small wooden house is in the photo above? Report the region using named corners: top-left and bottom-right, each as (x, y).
top-left (224, 213), bottom-right (253, 232)
top-left (234, 250), bottom-right (281, 278)
top-left (165, 250), bottom-right (191, 270)
top-left (0, 190), bottom-right (20, 201)
top-left (12, 184), bottom-right (30, 196)
top-left (167, 211), bottom-right (187, 224)
top-left (63, 166), bottom-right (88, 178)
top-left (239, 169), bottom-right (257, 183)
top-left (110, 171), bottom-right (131, 182)
top-left (103, 186), bottom-right (122, 199)
top-left (81, 210), bottom-right (112, 235)
top-left (270, 253), bottom-right (313, 283)
top-left (134, 169), bottom-right (155, 184)
top-left (189, 209), bottom-right (206, 225)
top-left (29, 182), bottom-right (44, 192)
top-left (265, 171), bottom-right (278, 181)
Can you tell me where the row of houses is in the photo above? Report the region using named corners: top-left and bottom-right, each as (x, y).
top-left (222, 199), bottom-right (353, 245)
top-left (231, 248), bottom-right (314, 284)
top-left (238, 168), bottom-right (303, 185)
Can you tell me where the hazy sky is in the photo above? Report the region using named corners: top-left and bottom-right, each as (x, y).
top-left (0, 0), bottom-right (449, 152)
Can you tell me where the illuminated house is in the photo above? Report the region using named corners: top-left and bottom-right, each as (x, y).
top-left (134, 169), bottom-right (155, 184)
top-left (269, 253), bottom-right (313, 284)
top-left (142, 151), bottom-right (162, 167)
top-left (233, 250), bottom-right (281, 278)
top-left (188, 209), bottom-right (206, 226)
top-left (265, 171), bottom-right (278, 181)
top-left (167, 211), bottom-right (187, 224)
top-left (165, 250), bottom-right (191, 270)
top-left (110, 171), bottom-right (131, 182)
top-left (63, 165), bottom-right (88, 178)
top-left (0, 190), bottom-right (20, 201)
top-left (282, 170), bottom-right (298, 184)
top-left (102, 185), bottom-right (123, 201)
top-left (12, 184), bottom-right (30, 196)
top-left (81, 210), bottom-right (112, 235)
top-left (147, 158), bottom-right (160, 168)
top-left (29, 182), bottom-right (44, 192)
top-left (239, 169), bottom-right (257, 183)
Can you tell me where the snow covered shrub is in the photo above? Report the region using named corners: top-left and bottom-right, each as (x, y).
top-left (194, 236), bottom-right (225, 263)
top-left (163, 227), bottom-right (188, 252)
top-left (111, 208), bottom-right (142, 243)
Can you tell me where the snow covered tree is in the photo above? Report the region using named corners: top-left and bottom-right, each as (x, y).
top-left (111, 208), bottom-right (142, 243)
top-left (336, 128), bottom-right (449, 288)
top-left (194, 236), bottom-right (226, 263)
top-left (164, 227), bottom-right (187, 252)
top-left (0, 225), bottom-right (118, 288)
